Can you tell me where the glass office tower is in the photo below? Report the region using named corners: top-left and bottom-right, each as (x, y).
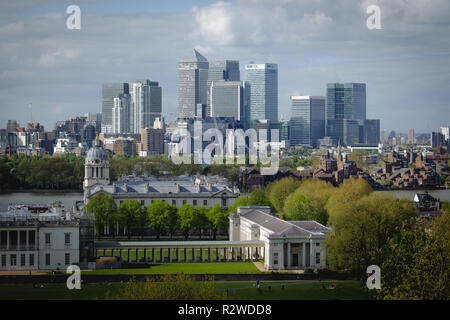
top-left (177, 49), bottom-right (209, 119)
top-left (290, 96), bottom-right (325, 148)
top-left (245, 63), bottom-right (278, 123)
top-left (207, 60), bottom-right (240, 117)
top-left (102, 83), bottom-right (129, 131)
top-left (210, 80), bottom-right (250, 126)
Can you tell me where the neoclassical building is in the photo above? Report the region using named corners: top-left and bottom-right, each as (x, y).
top-left (83, 140), bottom-right (239, 209)
top-left (230, 206), bottom-right (330, 270)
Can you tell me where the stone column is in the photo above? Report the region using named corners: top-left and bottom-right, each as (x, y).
top-left (17, 231), bottom-right (20, 250)
top-left (302, 242), bottom-right (306, 267)
top-left (225, 248), bottom-right (229, 261)
top-left (216, 248), bottom-right (219, 261)
top-left (247, 247), bottom-right (250, 261)
top-left (6, 231), bottom-right (9, 250)
top-left (176, 248), bottom-right (179, 262)
top-left (193, 248), bottom-right (196, 262)
top-left (208, 248), bottom-right (211, 262)
top-left (144, 248), bottom-right (147, 262)
top-left (160, 248), bottom-right (163, 262)
top-left (287, 243), bottom-right (291, 269)
top-left (152, 248), bottom-right (156, 263)
top-left (310, 239), bottom-right (315, 268)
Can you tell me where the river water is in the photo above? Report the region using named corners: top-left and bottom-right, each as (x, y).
top-left (0, 189), bottom-right (448, 212)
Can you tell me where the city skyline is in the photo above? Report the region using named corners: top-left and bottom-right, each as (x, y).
top-left (1, 1), bottom-right (449, 132)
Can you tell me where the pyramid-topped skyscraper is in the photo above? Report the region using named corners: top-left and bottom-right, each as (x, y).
top-left (177, 49), bottom-right (209, 119)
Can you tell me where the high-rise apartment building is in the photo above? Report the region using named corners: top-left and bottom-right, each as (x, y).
top-left (141, 127), bottom-right (164, 155)
top-left (210, 81), bottom-right (250, 126)
top-left (289, 96), bottom-right (325, 148)
top-left (177, 50), bottom-right (209, 119)
top-left (206, 60), bottom-right (240, 117)
top-left (102, 83), bottom-right (129, 132)
top-left (439, 126), bottom-right (449, 141)
top-left (245, 63), bottom-right (278, 123)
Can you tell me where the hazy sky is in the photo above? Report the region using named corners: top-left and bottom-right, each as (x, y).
top-left (0, 0), bottom-right (449, 133)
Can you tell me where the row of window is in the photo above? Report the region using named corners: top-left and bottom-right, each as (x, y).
top-left (272, 252), bottom-right (321, 266)
top-left (1, 253), bottom-right (72, 267)
top-left (44, 233), bottom-right (71, 246)
top-left (119, 199), bottom-right (227, 207)
top-left (1, 254), bottom-right (34, 267)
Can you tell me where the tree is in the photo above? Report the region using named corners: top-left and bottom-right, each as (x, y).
top-left (229, 189), bottom-right (273, 213)
top-left (118, 200), bottom-right (143, 239)
top-left (192, 206), bottom-right (209, 239)
top-left (380, 213), bottom-right (449, 300)
top-left (147, 201), bottom-right (170, 239)
top-left (85, 193), bottom-right (118, 237)
top-left (229, 196), bottom-right (249, 213)
top-left (206, 204), bottom-right (229, 240)
top-left (178, 204), bottom-right (197, 239)
top-left (267, 177), bottom-right (301, 214)
top-left (325, 192), bottom-right (416, 280)
top-left (283, 193), bottom-right (314, 221)
top-left (164, 204), bottom-right (179, 239)
top-left (283, 178), bottom-right (334, 224)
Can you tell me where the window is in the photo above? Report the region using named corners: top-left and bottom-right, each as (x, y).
top-left (203, 200), bottom-right (207, 206)
top-left (29, 254), bottom-right (34, 266)
top-left (273, 252), bottom-right (278, 265)
top-left (65, 253), bottom-right (70, 265)
top-left (65, 233), bottom-right (71, 245)
top-left (45, 233), bottom-right (51, 245)
top-left (316, 252), bottom-right (321, 265)
top-left (193, 200), bottom-right (197, 206)
top-left (222, 198), bottom-right (227, 207)
top-left (20, 254), bottom-right (25, 266)
top-left (292, 243), bottom-right (299, 248)
top-left (316, 243), bottom-right (320, 246)
top-left (45, 253), bottom-right (50, 266)
top-left (10, 255), bottom-right (17, 266)
top-left (141, 200), bottom-right (145, 206)
top-left (1, 255), bottom-right (6, 267)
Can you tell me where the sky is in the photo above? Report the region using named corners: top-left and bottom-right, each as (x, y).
top-left (0, 0), bottom-right (449, 133)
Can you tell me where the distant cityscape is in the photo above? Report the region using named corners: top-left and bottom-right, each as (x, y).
top-left (0, 48), bottom-right (448, 166)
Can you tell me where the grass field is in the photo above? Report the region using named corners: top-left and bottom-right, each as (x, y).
top-left (82, 262), bottom-right (261, 275)
top-left (0, 280), bottom-right (372, 300)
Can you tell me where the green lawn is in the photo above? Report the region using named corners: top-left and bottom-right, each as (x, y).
top-left (83, 262), bottom-right (261, 275)
top-left (0, 280), bottom-right (372, 300)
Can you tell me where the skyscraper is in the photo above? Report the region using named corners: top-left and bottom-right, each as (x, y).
top-left (290, 96), bottom-right (325, 148)
top-left (129, 80), bottom-right (162, 134)
top-left (326, 83), bottom-right (366, 121)
top-left (210, 80), bottom-right (250, 125)
top-left (245, 63), bottom-right (278, 123)
top-left (326, 82), bottom-right (368, 145)
top-left (177, 49), bottom-right (209, 119)
top-left (408, 128), bottom-right (415, 145)
top-left (102, 83), bottom-right (129, 132)
top-left (112, 93), bottom-right (131, 134)
top-left (206, 60), bottom-right (240, 117)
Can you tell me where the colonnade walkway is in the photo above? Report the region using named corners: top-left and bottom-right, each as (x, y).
top-left (94, 241), bottom-right (266, 263)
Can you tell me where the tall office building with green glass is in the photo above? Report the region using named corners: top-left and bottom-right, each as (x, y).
top-left (245, 63), bottom-right (278, 124)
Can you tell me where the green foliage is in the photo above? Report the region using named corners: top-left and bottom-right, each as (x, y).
top-left (229, 189), bottom-right (273, 213)
top-left (267, 178), bottom-right (302, 214)
top-left (206, 204), bottom-right (229, 239)
top-left (283, 193), bottom-right (314, 221)
top-left (178, 204), bottom-right (197, 239)
top-left (325, 192), bottom-right (417, 279)
top-left (282, 178), bottom-right (334, 224)
top-left (118, 200), bottom-right (144, 239)
top-left (114, 274), bottom-right (224, 300)
top-left (147, 200), bottom-right (173, 239)
top-left (85, 193), bottom-right (118, 236)
top-left (380, 213), bottom-right (450, 300)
